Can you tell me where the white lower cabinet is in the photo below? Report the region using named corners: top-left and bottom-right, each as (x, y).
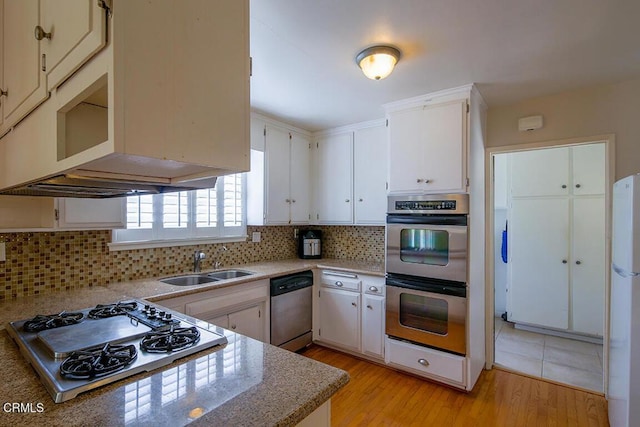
top-left (316, 270), bottom-right (385, 360)
top-left (385, 337), bottom-right (465, 386)
top-left (158, 279), bottom-right (269, 343)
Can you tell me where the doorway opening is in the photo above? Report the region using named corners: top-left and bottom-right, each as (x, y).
top-left (488, 137), bottom-right (613, 393)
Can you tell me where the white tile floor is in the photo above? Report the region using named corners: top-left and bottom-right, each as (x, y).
top-left (494, 317), bottom-right (603, 392)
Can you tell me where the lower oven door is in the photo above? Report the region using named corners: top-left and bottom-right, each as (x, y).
top-left (386, 282), bottom-right (466, 355)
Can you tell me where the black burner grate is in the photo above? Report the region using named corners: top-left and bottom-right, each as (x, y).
top-left (88, 301), bottom-right (138, 319)
top-left (23, 312), bottom-right (84, 332)
top-left (60, 343), bottom-right (138, 379)
top-left (140, 326), bottom-right (201, 353)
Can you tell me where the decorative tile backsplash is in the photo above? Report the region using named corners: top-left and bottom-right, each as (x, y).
top-left (0, 225), bottom-right (384, 300)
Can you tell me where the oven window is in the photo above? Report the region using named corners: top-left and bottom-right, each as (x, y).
top-left (400, 229), bottom-right (449, 266)
top-left (399, 293), bottom-right (448, 335)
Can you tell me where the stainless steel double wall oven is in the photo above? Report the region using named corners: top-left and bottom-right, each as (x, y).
top-left (385, 193), bottom-right (469, 355)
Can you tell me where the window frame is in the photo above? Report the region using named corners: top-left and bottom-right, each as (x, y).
top-left (109, 174), bottom-right (247, 251)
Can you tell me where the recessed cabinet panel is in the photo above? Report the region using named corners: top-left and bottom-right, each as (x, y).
top-left (354, 125), bottom-right (387, 224)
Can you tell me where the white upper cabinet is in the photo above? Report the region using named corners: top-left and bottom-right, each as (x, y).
top-left (387, 99), bottom-right (468, 194)
top-left (354, 125), bottom-right (387, 224)
top-left (56, 198), bottom-right (125, 229)
top-left (1, 0), bottom-right (48, 134)
top-left (572, 143), bottom-right (606, 196)
top-left (510, 147), bottom-right (570, 197)
top-left (40, 0), bottom-right (107, 92)
top-left (314, 132), bottom-right (353, 224)
top-left (247, 117), bottom-right (311, 225)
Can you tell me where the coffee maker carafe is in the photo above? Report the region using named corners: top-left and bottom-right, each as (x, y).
top-left (298, 230), bottom-right (322, 259)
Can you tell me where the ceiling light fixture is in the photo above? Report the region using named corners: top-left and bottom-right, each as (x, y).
top-left (355, 45), bottom-right (401, 80)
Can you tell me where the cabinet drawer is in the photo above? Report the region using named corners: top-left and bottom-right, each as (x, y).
top-left (386, 338), bottom-right (465, 384)
top-left (321, 270), bottom-right (360, 291)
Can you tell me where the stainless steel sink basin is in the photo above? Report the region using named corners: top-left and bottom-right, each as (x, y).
top-left (160, 269), bottom-right (255, 286)
top-left (160, 275), bottom-right (219, 286)
top-left (206, 269), bottom-right (255, 280)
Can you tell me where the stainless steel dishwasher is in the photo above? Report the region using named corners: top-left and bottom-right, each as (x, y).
top-left (270, 270), bottom-right (313, 352)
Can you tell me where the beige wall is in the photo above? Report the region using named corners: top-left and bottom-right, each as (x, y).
top-left (487, 76), bottom-right (640, 180)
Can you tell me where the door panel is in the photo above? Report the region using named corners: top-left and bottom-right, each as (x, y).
top-left (572, 143), bottom-right (606, 196)
top-left (510, 147), bottom-right (569, 197)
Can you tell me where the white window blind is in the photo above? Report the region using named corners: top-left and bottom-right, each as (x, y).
top-left (113, 174), bottom-right (246, 244)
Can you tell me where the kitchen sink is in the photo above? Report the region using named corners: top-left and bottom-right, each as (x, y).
top-left (206, 269), bottom-right (255, 280)
top-left (160, 270), bottom-right (255, 286)
top-left (160, 275), bottom-right (219, 286)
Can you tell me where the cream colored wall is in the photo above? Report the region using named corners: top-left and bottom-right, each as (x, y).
top-left (487, 76), bottom-right (640, 180)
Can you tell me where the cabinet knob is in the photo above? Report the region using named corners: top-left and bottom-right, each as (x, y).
top-left (0, 88), bottom-right (7, 97)
top-left (345, 199), bottom-right (350, 203)
top-left (231, 324), bottom-right (236, 330)
top-left (418, 358), bottom-right (430, 367)
top-left (291, 199), bottom-right (296, 203)
top-left (359, 198), bottom-right (363, 202)
top-left (562, 260), bottom-right (568, 264)
top-left (561, 184), bottom-right (567, 189)
top-left (335, 281), bottom-right (344, 287)
top-left (369, 286), bottom-right (378, 292)
top-left (575, 184), bottom-right (581, 188)
top-left (366, 305), bottom-right (373, 309)
top-left (417, 178), bottom-right (424, 183)
top-left (425, 179), bottom-right (432, 184)
top-left (351, 302), bottom-right (357, 307)
top-left (285, 199), bottom-right (291, 203)
top-left (34, 26), bottom-right (52, 41)
top-left (576, 260), bottom-right (582, 265)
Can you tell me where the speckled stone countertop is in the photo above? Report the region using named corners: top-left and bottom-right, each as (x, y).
top-left (0, 258), bottom-right (381, 426)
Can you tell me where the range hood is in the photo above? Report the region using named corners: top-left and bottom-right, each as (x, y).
top-left (0, 174), bottom-right (217, 199)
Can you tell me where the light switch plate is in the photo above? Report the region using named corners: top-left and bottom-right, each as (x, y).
top-left (0, 242), bottom-right (5, 262)
top-left (252, 232), bottom-right (261, 243)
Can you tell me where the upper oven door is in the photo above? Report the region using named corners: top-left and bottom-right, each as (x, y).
top-left (386, 215), bottom-right (468, 283)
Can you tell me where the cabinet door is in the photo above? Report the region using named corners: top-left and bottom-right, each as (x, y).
top-left (571, 196), bottom-right (606, 336)
top-left (362, 294), bottom-right (385, 358)
top-left (507, 198), bottom-right (569, 329)
top-left (510, 147), bottom-right (569, 197)
top-left (290, 132), bottom-right (310, 224)
top-left (315, 133), bottom-right (353, 224)
top-left (265, 125), bottom-right (291, 224)
top-left (354, 125), bottom-right (387, 224)
top-left (2, 0), bottom-right (47, 133)
top-left (387, 107), bottom-right (424, 193)
top-left (572, 143), bottom-right (606, 196)
top-left (421, 100), bottom-right (467, 192)
top-left (57, 198), bottom-right (125, 229)
top-left (41, 0), bottom-right (106, 91)
top-left (318, 288), bottom-right (360, 351)
top-left (209, 314), bottom-right (229, 329)
top-left (228, 305), bottom-right (264, 342)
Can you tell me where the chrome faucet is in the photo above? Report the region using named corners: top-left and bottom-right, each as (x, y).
top-left (193, 250), bottom-right (206, 272)
top-left (213, 246), bottom-right (228, 269)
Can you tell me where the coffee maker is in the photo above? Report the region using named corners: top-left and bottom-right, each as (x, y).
top-left (298, 229), bottom-right (322, 259)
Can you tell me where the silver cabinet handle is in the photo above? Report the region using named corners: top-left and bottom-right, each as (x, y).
top-left (418, 358), bottom-right (430, 367)
top-left (351, 302), bottom-right (357, 307)
top-left (369, 286), bottom-right (378, 292)
top-left (34, 25), bottom-right (52, 41)
top-left (335, 281), bottom-right (344, 287)
top-left (366, 305), bottom-right (372, 309)
top-left (576, 260), bottom-right (582, 265)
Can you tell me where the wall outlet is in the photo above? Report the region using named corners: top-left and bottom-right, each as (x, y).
top-left (252, 232), bottom-right (261, 243)
top-left (0, 242), bottom-right (5, 262)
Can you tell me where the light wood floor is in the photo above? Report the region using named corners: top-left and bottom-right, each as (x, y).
top-left (302, 345), bottom-right (609, 427)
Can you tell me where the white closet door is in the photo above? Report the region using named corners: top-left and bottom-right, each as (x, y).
top-left (572, 143), bottom-right (606, 196)
top-left (508, 198), bottom-right (570, 329)
top-left (571, 196), bottom-right (606, 336)
top-left (510, 147), bottom-right (569, 197)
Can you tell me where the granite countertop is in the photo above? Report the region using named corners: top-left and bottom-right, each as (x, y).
top-left (0, 258), bottom-right (380, 426)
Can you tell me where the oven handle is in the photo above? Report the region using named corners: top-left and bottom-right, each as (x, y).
top-left (386, 276), bottom-right (467, 298)
top-left (386, 214), bottom-right (467, 226)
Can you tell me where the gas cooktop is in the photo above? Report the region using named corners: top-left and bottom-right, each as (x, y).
top-left (6, 300), bottom-right (228, 403)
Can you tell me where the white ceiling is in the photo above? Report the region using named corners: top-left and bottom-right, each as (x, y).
top-left (249, 0), bottom-right (640, 132)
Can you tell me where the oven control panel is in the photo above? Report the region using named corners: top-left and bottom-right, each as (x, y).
top-left (394, 200), bottom-right (457, 211)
